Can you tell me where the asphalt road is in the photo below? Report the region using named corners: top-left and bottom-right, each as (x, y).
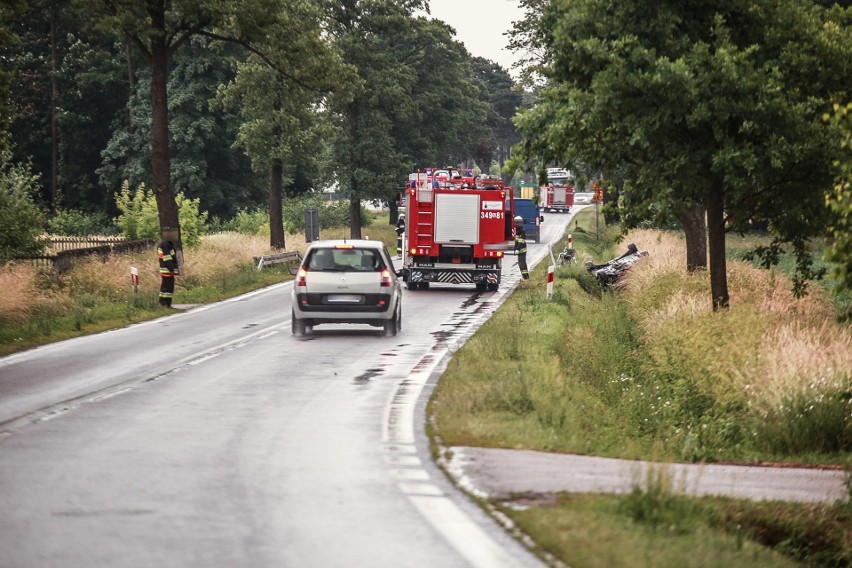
top-left (0, 212), bottom-right (574, 568)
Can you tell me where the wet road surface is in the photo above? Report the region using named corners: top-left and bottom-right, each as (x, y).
top-left (0, 213), bottom-right (575, 567)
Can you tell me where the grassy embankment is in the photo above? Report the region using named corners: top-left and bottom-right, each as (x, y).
top-left (0, 221), bottom-right (397, 357)
top-left (429, 207), bottom-right (851, 567)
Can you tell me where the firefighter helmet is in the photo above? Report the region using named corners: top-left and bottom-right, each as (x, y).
top-left (514, 215), bottom-right (523, 226)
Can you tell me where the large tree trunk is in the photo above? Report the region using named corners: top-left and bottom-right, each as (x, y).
top-left (50, 14), bottom-right (58, 211)
top-left (126, 41), bottom-right (137, 129)
top-left (148, 4), bottom-right (180, 240)
top-left (707, 187), bottom-right (729, 310)
top-left (678, 205), bottom-right (707, 272)
top-left (269, 160), bottom-right (285, 249)
top-left (350, 187), bottom-right (362, 239)
top-left (344, 103), bottom-right (362, 240)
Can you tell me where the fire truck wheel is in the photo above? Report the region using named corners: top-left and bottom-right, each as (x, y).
top-left (476, 281), bottom-right (487, 293)
top-left (488, 282), bottom-right (499, 291)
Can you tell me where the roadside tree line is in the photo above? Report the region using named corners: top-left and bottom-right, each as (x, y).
top-left (507, 0), bottom-right (852, 309)
top-left (0, 0), bottom-right (523, 260)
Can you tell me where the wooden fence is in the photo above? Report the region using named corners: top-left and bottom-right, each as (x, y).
top-left (45, 235), bottom-right (128, 254)
top-left (10, 238), bottom-right (156, 272)
top-left (253, 250), bottom-right (302, 270)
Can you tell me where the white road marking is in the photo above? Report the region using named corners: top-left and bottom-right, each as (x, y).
top-left (383, 283), bottom-right (527, 568)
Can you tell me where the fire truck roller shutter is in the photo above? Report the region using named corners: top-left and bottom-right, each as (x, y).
top-left (434, 193), bottom-right (480, 244)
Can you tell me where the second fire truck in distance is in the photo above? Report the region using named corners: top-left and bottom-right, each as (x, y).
top-left (540, 167), bottom-right (575, 213)
top-left (400, 168), bottom-right (515, 292)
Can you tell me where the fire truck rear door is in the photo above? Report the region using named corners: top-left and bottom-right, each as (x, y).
top-left (434, 193), bottom-right (480, 244)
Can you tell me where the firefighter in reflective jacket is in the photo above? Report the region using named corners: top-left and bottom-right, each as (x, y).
top-left (158, 238), bottom-right (179, 307)
top-left (514, 216), bottom-right (529, 280)
top-left (395, 212), bottom-right (405, 258)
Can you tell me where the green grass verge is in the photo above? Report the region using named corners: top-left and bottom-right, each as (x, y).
top-left (429, 207), bottom-right (851, 566)
top-left (0, 264), bottom-right (292, 357)
top-left (431, 209), bottom-right (850, 464)
top-left (500, 491), bottom-right (850, 568)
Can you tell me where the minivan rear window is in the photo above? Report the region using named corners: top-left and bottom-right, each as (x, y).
top-left (307, 248), bottom-right (383, 272)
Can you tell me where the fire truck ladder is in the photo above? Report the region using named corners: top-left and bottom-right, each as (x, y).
top-left (415, 188), bottom-right (434, 247)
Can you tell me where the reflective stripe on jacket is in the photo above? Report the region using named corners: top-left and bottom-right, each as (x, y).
top-left (158, 240), bottom-right (178, 276)
top-left (514, 230), bottom-right (527, 254)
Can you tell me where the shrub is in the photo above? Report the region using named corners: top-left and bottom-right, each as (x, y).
top-left (209, 208), bottom-right (269, 235)
top-left (209, 196), bottom-right (371, 237)
top-left (282, 193), bottom-right (370, 233)
top-left (47, 208), bottom-right (118, 236)
top-left (114, 180), bottom-right (208, 246)
top-left (0, 148), bottom-right (46, 261)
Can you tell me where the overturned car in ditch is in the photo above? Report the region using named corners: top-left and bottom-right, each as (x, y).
top-left (585, 243), bottom-right (649, 286)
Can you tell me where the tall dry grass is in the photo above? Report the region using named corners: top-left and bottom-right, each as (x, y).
top-left (618, 229), bottom-right (851, 456)
top-left (0, 263), bottom-right (77, 327)
top-left (64, 231), bottom-right (306, 293)
top-left (0, 264), bottom-right (38, 323)
top-left (2, 230), bottom-right (378, 324)
top-left (180, 232), bottom-right (274, 288)
top-left (65, 249), bottom-right (160, 302)
top-left (0, 231), bottom-right (304, 347)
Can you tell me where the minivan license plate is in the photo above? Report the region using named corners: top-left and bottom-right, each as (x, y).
top-left (327, 294), bottom-right (362, 303)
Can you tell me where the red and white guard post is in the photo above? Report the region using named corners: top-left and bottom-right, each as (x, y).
top-left (546, 264), bottom-right (555, 299)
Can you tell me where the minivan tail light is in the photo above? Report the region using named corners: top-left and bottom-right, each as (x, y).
top-left (295, 268), bottom-right (307, 287)
top-left (380, 269), bottom-right (392, 287)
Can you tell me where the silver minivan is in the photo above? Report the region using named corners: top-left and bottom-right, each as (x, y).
top-left (290, 240), bottom-right (402, 336)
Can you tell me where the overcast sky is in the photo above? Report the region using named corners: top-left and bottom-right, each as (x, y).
top-left (418, 0), bottom-right (527, 77)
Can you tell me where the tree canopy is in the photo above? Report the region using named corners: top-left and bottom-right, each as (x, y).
top-left (215, 0), bottom-right (351, 248)
top-left (0, 0), bottom-right (26, 154)
top-left (825, 101), bottom-right (852, 308)
top-left (510, 0), bottom-right (852, 308)
top-left (324, 0), bottom-right (492, 237)
top-left (2, 0), bottom-right (523, 250)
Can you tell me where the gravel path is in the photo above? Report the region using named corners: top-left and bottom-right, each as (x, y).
top-left (446, 447), bottom-right (848, 504)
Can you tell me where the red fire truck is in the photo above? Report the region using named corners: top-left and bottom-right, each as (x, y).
top-left (400, 168), bottom-right (515, 292)
top-left (540, 168), bottom-right (575, 213)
